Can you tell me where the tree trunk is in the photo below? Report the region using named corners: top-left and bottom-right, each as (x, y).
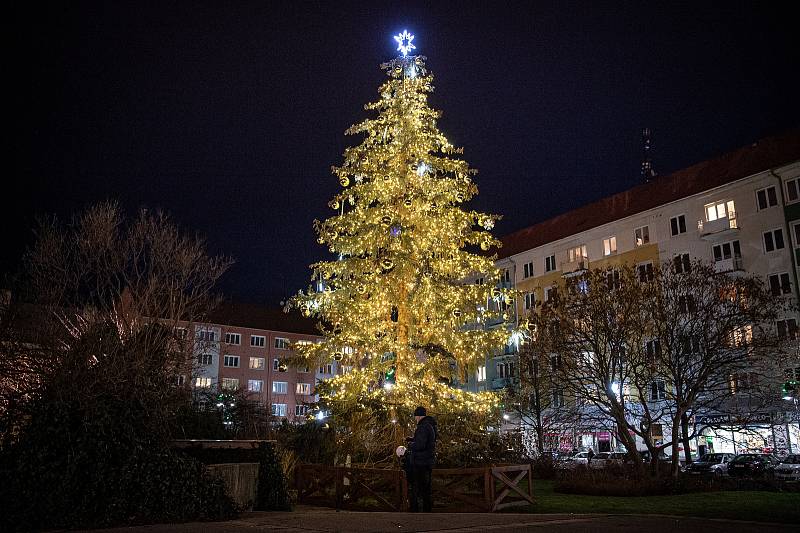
top-left (670, 415), bottom-right (682, 478)
top-left (680, 413), bottom-right (693, 465)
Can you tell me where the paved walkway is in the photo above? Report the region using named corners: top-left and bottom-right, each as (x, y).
top-left (97, 507), bottom-right (798, 533)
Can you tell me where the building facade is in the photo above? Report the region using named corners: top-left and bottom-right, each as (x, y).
top-left (180, 303), bottom-right (331, 423)
top-left (479, 131), bottom-right (800, 456)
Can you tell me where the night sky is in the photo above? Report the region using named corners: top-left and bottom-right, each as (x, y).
top-left (10, 2), bottom-right (799, 305)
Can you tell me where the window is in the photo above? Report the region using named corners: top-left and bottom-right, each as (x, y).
top-left (175, 327), bottom-right (188, 340)
top-left (545, 254), bottom-right (556, 273)
top-left (223, 355), bottom-right (240, 368)
top-left (568, 245), bottom-right (587, 263)
top-left (496, 361), bottom-right (515, 379)
top-left (224, 332), bottom-right (241, 345)
top-left (295, 404), bottom-right (309, 417)
top-left (272, 381), bottom-right (288, 394)
top-left (645, 339), bottom-right (661, 363)
top-left (603, 236), bottom-right (617, 256)
top-left (552, 388), bottom-right (565, 408)
top-left (274, 337), bottom-right (290, 350)
top-left (729, 373), bottom-right (757, 394)
top-left (793, 222), bottom-right (800, 266)
top-left (730, 325), bottom-right (753, 347)
top-left (197, 353), bottom-right (213, 366)
top-left (649, 379), bottom-right (666, 401)
top-left (524, 292), bottom-right (535, 311)
top-left (786, 177), bottom-right (800, 204)
top-left (680, 336), bottom-right (700, 355)
top-left (175, 374), bottom-right (186, 386)
top-left (704, 200), bottom-right (735, 221)
top-left (670, 215), bottom-right (687, 236)
top-left (673, 253), bottom-right (691, 274)
top-left (763, 229), bottom-right (785, 252)
top-left (756, 186), bottom-right (778, 210)
top-left (249, 357), bottom-right (265, 370)
top-left (475, 277), bottom-right (484, 285)
top-left (678, 294), bottom-right (696, 314)
top-left (503, 269), bottom-right (511, 283)
top-left (544, 285), bottom-right (558, 301)
top-left (197, 329), bottom-right (216, 342)
top-left (550, 354), bottom-right (562, 372)
top-left (195, 377), bottom-right (212, 388)
top-left (606, 270), bottom-right (620, 291)
top-left (713, 240), bottom-right (741, 262)
top-left (248, 379), bottom-right (263, 393)
top-left (777, 319), bottom-right (799, 341)
top-left (319, 363), bottom-right (333, 375)
top-left (221, 377), bottom-right (239, 390)
top-left (296, 383), bottom-right (312, 395)
top-left (271, 403), bottom-right (287, 417)
top-left (769, 273), bottom-right (792, 296)
top-left (634, 226), bottom-right (650, 247)
top-left (251, 335), bottom-right (266, 348)
top-left (273, 358), bottom-right (286, 371)
top-left (637, 262), bottom-right (654, 282)
top-left (476, 365), bottom-right (486, 382)
top-left (523, 261), bottom-right (534, 278)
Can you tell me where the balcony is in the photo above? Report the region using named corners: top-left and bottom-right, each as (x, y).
top-left (491, 377), bottom-right (518, 390)
top-left (698, 211), bottom-right (739, 240)
top-left (713, 256), bottom-right (744, 273)
top-left (562, 258), bottom-right (588, 278)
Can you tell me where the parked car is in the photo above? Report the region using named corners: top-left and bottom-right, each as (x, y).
top-left (558, 451), bottom-right (592, 469)
top-left (589, 451), bottom-right (627, 469)
top-left (727, 453), bottom-right (778, 478)
top-left (686, 453), bottom-right (735, 476)
top-left (775, 454), bottom-right (800, 483)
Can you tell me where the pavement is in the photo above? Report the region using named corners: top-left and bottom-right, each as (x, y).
top-left (95, 506), bottom-right (799, 533)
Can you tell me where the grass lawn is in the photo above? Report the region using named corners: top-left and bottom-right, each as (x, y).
top-left (521, 480), bottom-right (800, 524)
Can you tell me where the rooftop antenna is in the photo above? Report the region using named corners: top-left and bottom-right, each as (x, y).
top-left (641, 128), bottom-right (657, 183)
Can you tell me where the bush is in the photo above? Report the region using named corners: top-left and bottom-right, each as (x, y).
top-left (531, 455), bottom-right (557, 480)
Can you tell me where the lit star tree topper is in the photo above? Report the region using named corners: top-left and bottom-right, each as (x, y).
top-left (290, 33), bottom-right (519, 425)
top-left (394, 30), bottom-right (416, 57)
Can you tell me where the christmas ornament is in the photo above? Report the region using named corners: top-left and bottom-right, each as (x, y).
top-left (340, 176), bottom-right (350, 187)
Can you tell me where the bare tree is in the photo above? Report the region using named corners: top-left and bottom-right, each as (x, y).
top-left (645, 260), bottom-right (785, 476)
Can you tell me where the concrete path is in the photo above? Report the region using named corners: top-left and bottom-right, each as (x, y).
top-left (96, 507), bottom-right (798, 533)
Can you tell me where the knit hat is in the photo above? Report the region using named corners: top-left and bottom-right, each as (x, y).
top-left (413, 406), bottom-right (427, 417)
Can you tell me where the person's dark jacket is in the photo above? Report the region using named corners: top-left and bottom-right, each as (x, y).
top-left (408, 416), bottom-right (437, 467)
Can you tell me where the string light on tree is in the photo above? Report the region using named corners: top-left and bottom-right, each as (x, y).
top-left (290, 31), bottom-right (519, 427)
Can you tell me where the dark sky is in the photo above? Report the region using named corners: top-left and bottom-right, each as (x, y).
top-left (9, 1), bottom-right (799, 305)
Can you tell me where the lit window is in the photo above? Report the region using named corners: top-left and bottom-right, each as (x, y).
top-left (568, 245), bottom-right (587, 263)
top-left (194, 377), bottom-right (212, 388)
top-left (221, 377), bottom-right (239, 390)
top-left (272, 381), bottom-right (288, 394)
top-left (296, 383), bottom-right (312, 395)
top-left (603, 236), bottom-right (617, 256)
top-left (705, 200), bottom-right (735, 221)
top-left (476, 365), bottom-right (486, 382)
top-left (634, 226), bottom-right (650, 246)
top-left (248, 379), bottom-right (263, 393)
top-left (271, 403), bottom-right (287, 417)
top-left (249, 357), bottom-right (265, 370)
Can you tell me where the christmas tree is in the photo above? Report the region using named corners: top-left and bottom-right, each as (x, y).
top-left (291, 32), bottom-right (515, 431)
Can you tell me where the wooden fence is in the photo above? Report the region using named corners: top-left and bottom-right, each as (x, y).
top-left (294, 463), bottom-right (534, 512)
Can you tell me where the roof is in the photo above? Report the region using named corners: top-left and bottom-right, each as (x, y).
top-left (207, 301), bottom-right (320, 335)
top-left (498, 129), bottom-right (800, 259)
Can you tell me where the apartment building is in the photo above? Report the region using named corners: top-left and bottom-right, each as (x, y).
top-left (182, 302), bottom-right (328, 423)
top-left (481, 130), bottom-right (800, 455)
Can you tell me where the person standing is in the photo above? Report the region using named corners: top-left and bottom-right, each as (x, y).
top-left (587, 447), bottom-right (595, 466)
top-left (406, 406), bottom-right (437, 512)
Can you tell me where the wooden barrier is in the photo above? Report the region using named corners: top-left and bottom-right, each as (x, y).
top-left (295, 463), bottom-right (534, 512)
top-left (207, 463), bottom-right (260, 510)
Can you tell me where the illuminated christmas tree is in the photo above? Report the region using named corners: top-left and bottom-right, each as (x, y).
top-left (291, 32), bottom-right (516, 432)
